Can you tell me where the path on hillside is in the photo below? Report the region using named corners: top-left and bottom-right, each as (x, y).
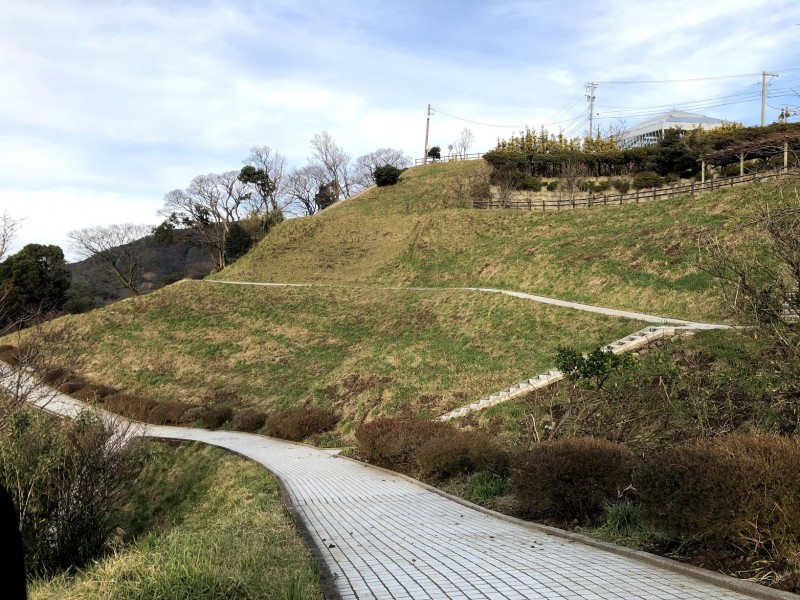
top-left (205, 280), bottom-right (729, 330)
top-left (10, 376), bottom-right (784, 600)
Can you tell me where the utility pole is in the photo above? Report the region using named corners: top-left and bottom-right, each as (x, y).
top-left (423, 104), bottom-right (432, 165)
top-left (761, 71), bottom-right (778, 126)
top-left (585, 82), bottom-right (597, 137)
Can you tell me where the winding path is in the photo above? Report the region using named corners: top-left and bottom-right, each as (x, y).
top-left (11, 375), bottom-right (791, 600)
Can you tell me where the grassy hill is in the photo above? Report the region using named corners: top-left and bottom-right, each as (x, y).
top-left (44, 280), bottom-right (642, 431)
top-left (219, 161), bottom-right (795, 322)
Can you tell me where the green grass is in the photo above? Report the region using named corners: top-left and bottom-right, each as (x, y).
top-left (219, 161), bottom-right (800, 321)
top-left (30, 441), bottom-right (323, 600)
top-left (38, 280), bottom-right (645, 429)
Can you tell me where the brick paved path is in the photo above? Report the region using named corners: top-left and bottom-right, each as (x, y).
top-left (18, 390), bottom-right (784, 599)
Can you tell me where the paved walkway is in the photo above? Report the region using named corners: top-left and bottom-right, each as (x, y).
top-left (13, 379), bottom-right (787, 600)
top-left (205, 280), bottom-right (729, 330)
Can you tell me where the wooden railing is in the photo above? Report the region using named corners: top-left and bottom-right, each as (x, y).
top-left (472, 167), bottom-right (799, 211)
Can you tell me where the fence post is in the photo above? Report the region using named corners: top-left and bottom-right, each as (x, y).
top-left (691, 180), bottom-right (695, 195)
top-left (711, 178), bottom-right (714, 191)
top-left (542, 198), bottom-right (545, 211)
top-left (653, 188), bottom-right (656, 202)
top-left (636, 190), bottom-right (640, 204)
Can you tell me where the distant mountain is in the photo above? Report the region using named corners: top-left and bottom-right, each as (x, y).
top-left (66, 229), bottom-right (214, 312)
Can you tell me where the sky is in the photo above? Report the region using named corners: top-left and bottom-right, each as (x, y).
top-left (1, 0), bottom-right (799, 260)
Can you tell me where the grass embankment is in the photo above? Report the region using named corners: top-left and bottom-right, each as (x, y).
top-left (219, 161), bottom-right (798, 322)
top-left (40, 281), bottom-right (643, 433)
top-left (31, 441), bottom-right (322, 600)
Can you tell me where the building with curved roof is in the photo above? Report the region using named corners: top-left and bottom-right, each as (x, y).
top-left (618, 110), bottom-right (727, 149)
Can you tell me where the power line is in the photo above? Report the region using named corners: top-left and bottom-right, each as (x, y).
top-left (595, 67), bottom-right (800, 85)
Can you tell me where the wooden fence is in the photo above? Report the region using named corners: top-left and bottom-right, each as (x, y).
top-left (473, 167), bottom-right (799, 211)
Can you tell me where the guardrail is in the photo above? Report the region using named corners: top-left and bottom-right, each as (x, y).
top-left (414, 152), bottom-right (486, 166)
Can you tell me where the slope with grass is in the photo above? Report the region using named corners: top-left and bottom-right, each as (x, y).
top-left (31, 440), bottom-right (322, 600)
top-left (41, 280), bottom-right (644, 432)
top-left (218, 160), bottom-right (798, 322)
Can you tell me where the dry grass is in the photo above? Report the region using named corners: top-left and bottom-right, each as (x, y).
top-left (30, 441), bottom-right (322, 599)
top-left (24, 281), bottom-right (643, 433)
top-left (219, 161), bottom-right (800, 321)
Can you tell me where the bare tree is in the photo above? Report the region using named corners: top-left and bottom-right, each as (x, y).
top-left (0, 212), bottom-right (21, 261)
top-left (310, 131), bottom-right (352, 201)
top-left (560, 160), bottom-right (588, 205)
top-left (160, 171), bottom-right (252, 272)
top-left (68, 224), bottom-right (153, 295)
top-left (351, 148), bottom-right (412, 193)
top-left (284, 163), bottom-right (328, 216)
top-left (453, 128), bottom-right (476, 158)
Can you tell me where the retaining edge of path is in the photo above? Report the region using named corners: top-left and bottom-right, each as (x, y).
top-left (335, 454), bottom-right (799, 600)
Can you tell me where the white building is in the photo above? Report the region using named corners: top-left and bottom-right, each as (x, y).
top-left (617, 110), bottom-right (726, 149)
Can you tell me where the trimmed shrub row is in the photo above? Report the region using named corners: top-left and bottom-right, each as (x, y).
top-left (355, 418), bottom-right (508, 478)
top-left (265, 407), bottom-right (338, 441)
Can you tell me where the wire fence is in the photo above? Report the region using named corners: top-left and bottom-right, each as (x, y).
top-left (472, 167), bottom-right (799, 211)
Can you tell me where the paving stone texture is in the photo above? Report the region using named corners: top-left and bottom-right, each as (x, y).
top-left (11, 384), bottom-right (787, 600)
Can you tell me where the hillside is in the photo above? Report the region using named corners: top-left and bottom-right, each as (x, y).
top-left (218, 160), bottom-right (795, 322)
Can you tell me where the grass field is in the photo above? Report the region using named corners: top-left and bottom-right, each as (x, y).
top-left (31, 441), bottom-right (322, 600)
top-left (40, 280), bottom-right (645, 430)
top-left (219, 161), bottom-right (799, 322)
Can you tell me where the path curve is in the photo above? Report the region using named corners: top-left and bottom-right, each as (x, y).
top-left (11, 375), bottom-right (789, 600)
top-left (204, 280), bottom-right (729, 330)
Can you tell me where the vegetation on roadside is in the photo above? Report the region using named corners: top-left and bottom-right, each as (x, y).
top-left (30, 441), bottom-right (323, 600)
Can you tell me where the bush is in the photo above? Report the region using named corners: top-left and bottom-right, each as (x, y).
top-left (632, 171), bottom-right (665, 190)
top-left (148, 402), bottom-right (193, 426)
top-left (637, 435), bottom-right (800, 553)
top-left (180, 406), bottom-right (209, 425)
top-left (232, 409), bottom-right (267, 432)
top-left (265, 407), bottom-right (338, 441)
top-left (604, 499), bottom-right (644, 535)
top-left (546, 181), bottom-right (558, 192)
top-left (664, 173), bottom-right (679, 184)
top-left (414, 430), bottom-right (508, 479)
top-left (555, 345), bottom-right (636, 389)
top-left (104, 394), bottom-right (158, 421)
top-left (595, 181), bottom-right (610, 193)
top-left (74, 383), bottom-right (118, 402)
top-left (40, 366), bottom-right (71, 386)
top-left (160, 272), bottom-right (185, 287)
top-left (0, 345), bottom-right (21, 365)
top-left (612, 178), bottom-right (631, 193)
top-left (201, 406), bottom-right (233, 430)
top-left (58, 379), bottom-right (88, 395)
top-left (355, 418), bottom-right (452, 466)
top-left (373, 164), bottom-right (404, 187)
top-left (513, 437), bottom-right (633, 524)
top-left (518, 175), bottom-right (543, 191)
top-left (0, 408), bottom-right (140, 576)
top-left (468, 471), bottom-right (512, 503)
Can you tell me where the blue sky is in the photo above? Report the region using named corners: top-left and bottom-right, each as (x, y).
top-left (1, 0), bottom-right (798, 258)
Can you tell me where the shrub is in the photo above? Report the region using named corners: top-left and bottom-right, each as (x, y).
top-left (74, 384), bottom-right (118, 402)
top-left (427, 146), bottom-right (441, 161)
top-left (104, 394), bottom-right (159, 421)
top-left (0, 345), bottom-right (21, 365)
top-left (373, 164), bottom-right (404, 187)
top-left (201, 406), bottom-right (233, 430)
top-left (41, 366), bottom-right (71, 386)
top-left (595, 181), bottom-right (610, 193)
top-left (232, 408), bottom-right (267, 432)
top-left (266, 407), bottom-right (338, 442)
top-left (160, 272), bottom-right (185, 287)
top-left (58, 379), bottom-right (88, 394)
top-left (415, 430), bottom-right (508, 479)
top-left (513, 437), bottom-right (633, 524)
top-left (546, 181), bottom-right (558, 192)
top-left (555, 345), bottom-right (636, 389)
top-left (518, 175), bottom-right (543, 191)
top-left (355, 418), bottom-right (452, 466)
top-left (637, 435), bottom-right (800, 553)
top-left (664, 173), bottom-right (679, 184)
top-left (612, 178), bottom-right (631, 193)
top-left (148, 402), bottom-right (193, 426)
top-left (180, 406), bottom-right (209, 425)
top-left (632, 171), bottom-right (665, 190)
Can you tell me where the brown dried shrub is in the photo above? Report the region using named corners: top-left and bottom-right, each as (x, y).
top-left (232, 409), bottom-right (267, 433)
top-left (147, 402), bottom-right (193, 426)
top-left (59, 379), bottom-right (88, 395)
top-left (201, 406), bottom-right (233, 430)
top-left (0, 345), bottom-right (21, 365)
top-left (41, 366), bottom-right (71, 386)
top-left (415, 430), bottom-right (509, 479)
top-left (74, 384), bottom-right (118, 402)
top-left (103, 394), bottom-right (158, 421)
top-left (180, 406), bottom-right (209, 425)
top-left (637, 435), bottom-right (800, 553)
top-left (513, 437), bottom-right (633, 524)
top-left (355, 418), bottom-right (453, 467)
top-left (265, 407), bottom-right (338, 442)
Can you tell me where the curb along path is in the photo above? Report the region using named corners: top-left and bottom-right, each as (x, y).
top-left (8, 377), bottom-right (788, 600)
